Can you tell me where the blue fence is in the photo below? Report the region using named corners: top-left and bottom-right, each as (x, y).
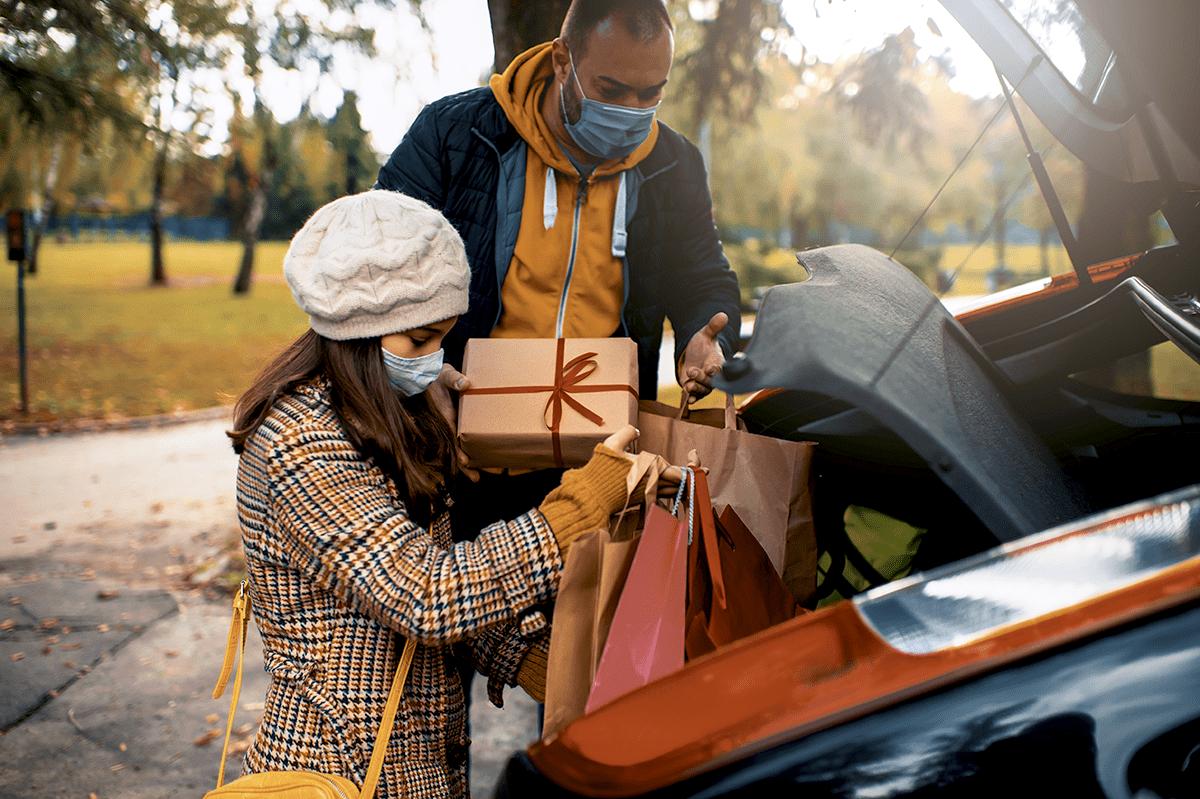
top-left (49, 213), bottom-right (231, 242)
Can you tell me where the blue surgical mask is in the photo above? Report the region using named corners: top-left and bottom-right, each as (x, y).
top-left (381, 347), bottom-right (444, 397)
top-left (561, 50), bottom-right (658, 161)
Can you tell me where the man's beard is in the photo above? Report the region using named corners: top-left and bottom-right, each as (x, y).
top-left (560, 75), bottom-right (583, 127)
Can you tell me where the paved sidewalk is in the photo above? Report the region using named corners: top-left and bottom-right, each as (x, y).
top-left (0, 416), bottom-right (538, 798)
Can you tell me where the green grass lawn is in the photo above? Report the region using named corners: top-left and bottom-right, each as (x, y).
top-left (1, 239), bottom-right (1195, 426)
top-left (0, 239), bottom-right (308, 424)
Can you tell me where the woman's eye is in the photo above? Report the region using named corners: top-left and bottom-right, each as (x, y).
top-left (410, 338), bottom-right (429, 347)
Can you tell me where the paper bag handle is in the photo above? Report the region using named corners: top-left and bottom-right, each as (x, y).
top-left (676, 391), bottom-right (737, 431)
top-left (691, 469), bottom-right (726, 610)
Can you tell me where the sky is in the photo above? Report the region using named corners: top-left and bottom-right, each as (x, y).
top-left (218, 0), bottom-right (1001, 159)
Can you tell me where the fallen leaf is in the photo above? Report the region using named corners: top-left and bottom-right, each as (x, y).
top-left (194, 729), bottom-right (221, 747)
top-left (120, 742), bottom-right (127, 751)
top-left (37, 618), bottom-right (60, 630)
top-left (44, 635), bottom-right (59, 644)
top-left (43, 521), bottom-right (56, 530)
top-left (97, 589), bottom-right (120, 600)
top-left (8, 597), bottom-right (19, 605)
top-left (40, 647), bottom-right (51, 655)
top-left (61, 626), bottom-right (71, 634)
top-left (165, 649), bottom-right (179, 658)
top-left (205, 714), bottom-right (219, 724)
top-left (234, 723), bottom-right (253, 736)
top-left (109, 764), bottom-right (125, 772)
top-left (150, 502), bottom-right (164, 514)
top-left (10, 653), bottom-right (24, 661)
top-left (62, 660), bottom-right (76, 669)
top-left (0, 619), bottom-right (13, 631)
top-left (230, 740), bottom-right (250, 755)
top-left (11, 536), bottom-right (26, 544)
top-left (60, 642), bottom-right (81, 651)
top-left (242, 702), bottom-right (265, 711)
top-left (97, 624), bottom-right (109, 633)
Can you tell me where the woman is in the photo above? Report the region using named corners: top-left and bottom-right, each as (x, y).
top-left (227, 190), bottom-right (654, 797)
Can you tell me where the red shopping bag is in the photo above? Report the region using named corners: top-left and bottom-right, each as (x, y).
top-left (685, 473), bottom-right (800, 659)
top-left (585, 495), bottom-right (689, 712)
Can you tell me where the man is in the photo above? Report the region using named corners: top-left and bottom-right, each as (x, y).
top-left (375, 0), bottom-right (740, 413)
top-left (375, 0), bottom-right (740, 744)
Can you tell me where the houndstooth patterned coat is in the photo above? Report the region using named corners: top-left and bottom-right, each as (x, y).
top-left (235, 380), bottom-right (561, 797)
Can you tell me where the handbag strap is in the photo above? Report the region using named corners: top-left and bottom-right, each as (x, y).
top-left (211, 581), bottom-right (417, 798)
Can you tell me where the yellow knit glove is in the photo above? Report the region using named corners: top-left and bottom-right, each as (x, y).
top-left (515, 644), bottom-right (548, 703)
top-left (538, 444), bottom-right (633, 556)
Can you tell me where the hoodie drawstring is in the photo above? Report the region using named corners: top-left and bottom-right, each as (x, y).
top-left (546, 166), bottom-right (628, 259)
top-left (543, 167), bottom-right (557, 230)
top-left (612, 171), bottom-right (628, 258)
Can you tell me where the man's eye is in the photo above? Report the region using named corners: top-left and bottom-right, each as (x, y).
top-left (639, 89), bottom-right (661, 103)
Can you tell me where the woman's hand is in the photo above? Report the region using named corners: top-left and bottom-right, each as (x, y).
top-left (601, 425), bottom-right (685, 495)
top-left (428, 363), bottom-right (479, 482)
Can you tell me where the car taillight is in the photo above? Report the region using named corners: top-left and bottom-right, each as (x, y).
top-left (856, 486), bottom-right (1200, 654)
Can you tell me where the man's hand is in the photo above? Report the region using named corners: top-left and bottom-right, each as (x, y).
top-left (677, 312), bottom-right (729, 405)
top-left (428, 363), bottom-right (479, 482)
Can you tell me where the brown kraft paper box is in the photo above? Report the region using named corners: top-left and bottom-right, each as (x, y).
top-left (458, 337), bottom-right (639, 470)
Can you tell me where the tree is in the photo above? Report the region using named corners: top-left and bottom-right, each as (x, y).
top-left (0, 0), bottom-right (168, 272)
top-left (142, 0), bottom-right (242, 286)
top-left (832, 27), bottom-right (932, 162)
top-left (228, 0), bottom-right (387, 295)
top-left (327, 93), bottom-right (377, 197)
top-left (487, 0), bottom-right (571, 76)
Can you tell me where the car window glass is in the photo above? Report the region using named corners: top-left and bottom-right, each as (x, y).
top-left (1071, 343), bottom-right (1200, 403)
top-left (997, 0), bottom-right (1129, 113)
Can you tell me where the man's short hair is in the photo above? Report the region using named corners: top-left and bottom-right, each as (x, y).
top-left (561, 0), bottom-right (673, 62)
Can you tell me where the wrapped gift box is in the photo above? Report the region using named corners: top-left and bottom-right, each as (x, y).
top-left (458, 337), bottom-right (639, 469)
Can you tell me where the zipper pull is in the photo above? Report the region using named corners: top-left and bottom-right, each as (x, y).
top-left (576, 174), bottom-right (589, 204)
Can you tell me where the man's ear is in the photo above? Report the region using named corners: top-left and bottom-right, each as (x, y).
top-left (550, 38), bottom-right (572, 83)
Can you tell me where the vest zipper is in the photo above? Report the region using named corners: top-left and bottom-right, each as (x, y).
top-left (555, 173), bottom-right (589, 338)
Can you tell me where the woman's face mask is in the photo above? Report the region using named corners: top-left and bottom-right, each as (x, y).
top-left (382, 347), bottom-right (444, 397)
top-left (561, 49), bottom-right (658, 161)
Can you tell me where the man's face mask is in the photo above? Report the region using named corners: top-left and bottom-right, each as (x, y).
top-left (381, 347), bottom-right (444, 397)
top-left (561, 48), bottom-right (659, 161)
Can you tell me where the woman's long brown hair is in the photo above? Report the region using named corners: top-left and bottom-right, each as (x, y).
top-left (228, 329), bottom-right (457, 527)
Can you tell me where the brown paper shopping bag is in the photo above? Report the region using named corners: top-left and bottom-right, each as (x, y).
top-left (637, 394), bottom-right (818, 607)
top-left (541, 452), bottom-right (670, 739)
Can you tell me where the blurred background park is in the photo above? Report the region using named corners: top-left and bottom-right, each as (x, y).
top-left (1, 0), bottom-right (1194, 429)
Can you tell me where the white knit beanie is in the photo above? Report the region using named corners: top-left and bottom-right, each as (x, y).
top-left (283, 190), bottom-right (471, 340)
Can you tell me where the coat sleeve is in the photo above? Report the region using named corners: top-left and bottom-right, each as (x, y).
top-left (660, 143), bottom-right (742, 368)
top-left (263, 426), bottom-right (563, 649)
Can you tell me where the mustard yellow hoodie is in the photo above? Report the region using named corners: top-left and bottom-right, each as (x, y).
top-left (488, 43), bottom-right (659, 339)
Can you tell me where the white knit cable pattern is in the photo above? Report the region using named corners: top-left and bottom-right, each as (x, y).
top-left (284, 190), bottom-right (471, 340)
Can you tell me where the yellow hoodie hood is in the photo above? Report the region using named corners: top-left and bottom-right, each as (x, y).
top-left (489, 42), bottom-right (658, 177)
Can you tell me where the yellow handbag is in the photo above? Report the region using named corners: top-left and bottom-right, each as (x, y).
top-left (204, 581), bottom-right (417, 798)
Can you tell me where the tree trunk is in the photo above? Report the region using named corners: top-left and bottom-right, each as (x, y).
top-left (150, 137), bottom-right (169, 286)
top-left (233, 170), bottom-right (269, 295)
top-left (26, 135), bottom-right (63, 277)
top-left (487, 0), bottom-right (571, 75)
